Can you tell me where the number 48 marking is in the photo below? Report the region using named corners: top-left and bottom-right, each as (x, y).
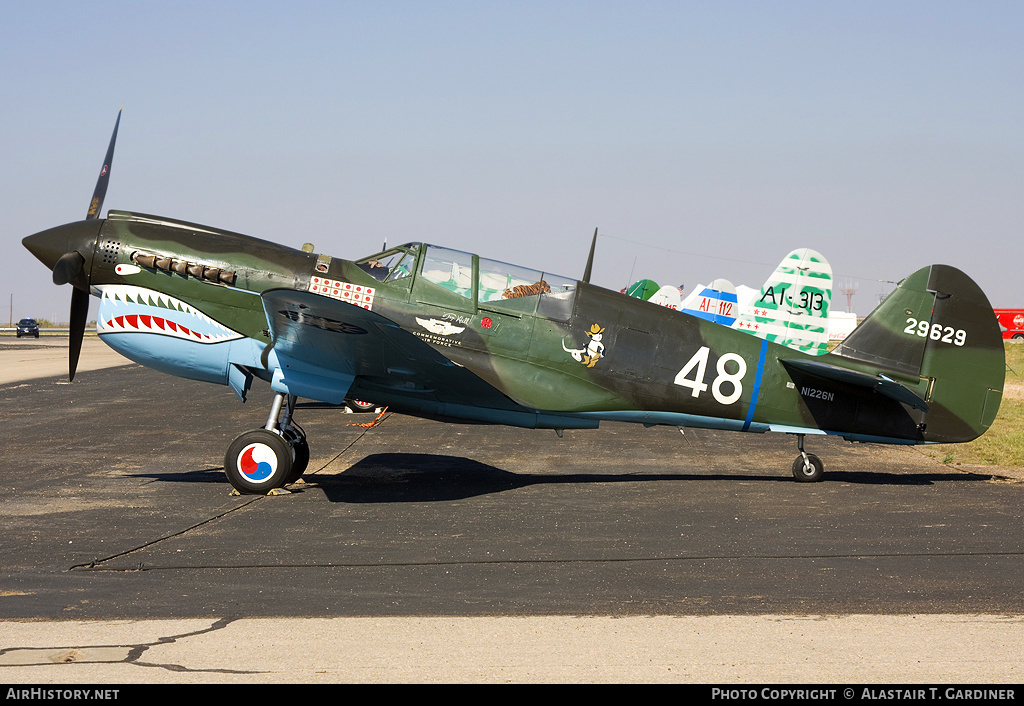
top-left (673, 346), bottom-right (747, 405)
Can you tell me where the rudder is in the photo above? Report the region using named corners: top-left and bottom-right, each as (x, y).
top-left (831, 264), bottom-right (1004, 443)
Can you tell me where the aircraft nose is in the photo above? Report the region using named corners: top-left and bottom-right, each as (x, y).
top-left (22, 220), bottom-right (103, 287)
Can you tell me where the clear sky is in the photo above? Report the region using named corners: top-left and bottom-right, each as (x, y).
top-left (4, 1), bottom-right (1022, 324)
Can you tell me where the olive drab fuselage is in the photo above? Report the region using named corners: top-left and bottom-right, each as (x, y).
top-left (69, 210), bottom-right (1003, 447)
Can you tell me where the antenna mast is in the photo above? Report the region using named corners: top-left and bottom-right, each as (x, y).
top-left (839, 279), bottom-right (858, 313)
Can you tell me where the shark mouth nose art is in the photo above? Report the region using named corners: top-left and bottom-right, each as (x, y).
top-left (96, 284), bottom-right (243, 343)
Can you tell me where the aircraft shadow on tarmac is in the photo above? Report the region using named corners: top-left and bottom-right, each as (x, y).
top-left (130, 452), bottom-right (997, 502)
top-left (128, 467), bottom-right (229, 484)
top-left (125, 453), bottom-right (995, 501)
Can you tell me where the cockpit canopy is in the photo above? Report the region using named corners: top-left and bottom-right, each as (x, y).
top-left (354, 243), bottom-right (420, 283)
top-left (356, 243), bottom-right (577, 318)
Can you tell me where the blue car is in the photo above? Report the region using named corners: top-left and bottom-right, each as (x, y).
top-left (16, 318), bottom-right (39, 338)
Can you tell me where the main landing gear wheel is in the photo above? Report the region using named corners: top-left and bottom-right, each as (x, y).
top-left (225, 429), bottom-right (294, 494)
top-left (791, 433), bottom-right (824, 482)
top-left (281, 426), bottom-right (309, 484)
top-left (224, 392), bottom-right (309, 494)
top-left (346, 398), bottom-right (376, 413)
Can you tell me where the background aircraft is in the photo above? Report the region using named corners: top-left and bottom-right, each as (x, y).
top-left (629, 248), bottom-right (833, 354)
top-left (22, 112), bottom-right (1006, 493)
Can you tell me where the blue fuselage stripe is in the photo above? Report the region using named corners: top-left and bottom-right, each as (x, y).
top-left (743, 339), bottom-right (768, 431)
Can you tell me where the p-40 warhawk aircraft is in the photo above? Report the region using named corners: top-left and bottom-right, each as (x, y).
top-left (23, 111), bottom-right (1005, 493)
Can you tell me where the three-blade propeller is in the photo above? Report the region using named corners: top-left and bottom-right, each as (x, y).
top-left (56, 108), bottom-right (121, 381)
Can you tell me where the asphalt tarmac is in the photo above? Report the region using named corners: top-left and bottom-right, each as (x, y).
top-left (1, 337), bottom-right (1022, 683)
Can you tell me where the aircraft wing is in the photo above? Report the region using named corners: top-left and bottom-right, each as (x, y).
top-left (260, 289), bottom-right (543, 419)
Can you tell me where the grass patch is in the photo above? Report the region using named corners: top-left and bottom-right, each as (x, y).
top-left (928, 341), bottom-right (1024, 468)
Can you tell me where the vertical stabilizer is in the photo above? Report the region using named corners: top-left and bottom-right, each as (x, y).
top-left (681, 279), bottom-right (739, 325)
top-left (831, 264), bottom-right (1004, 442)
top-left (732, 248), bottom-right (832, 354)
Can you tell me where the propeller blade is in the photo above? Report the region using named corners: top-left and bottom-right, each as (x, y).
top-left (86, 107), bottom-right (121, 220)
top-left (52, 251), bottom-right (85, 286)
top-left (56, 107), bottom-right (120, 381)
top-left (68, 287), bottom-right (89, 381)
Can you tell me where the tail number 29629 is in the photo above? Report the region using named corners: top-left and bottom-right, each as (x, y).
top-left (904, 318), bottom-right (966, 346)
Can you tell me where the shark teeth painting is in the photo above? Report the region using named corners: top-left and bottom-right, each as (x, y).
top-left (96, 284), bottom-right (243, 343)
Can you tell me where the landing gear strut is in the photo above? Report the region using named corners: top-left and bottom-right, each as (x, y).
top-left (224, 392), bottom-right (309, 494)
top-left (791, 434), bottom-right (824, 482)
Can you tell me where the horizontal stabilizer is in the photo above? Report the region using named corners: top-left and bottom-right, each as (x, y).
top-left (781, 358), bottom-right (929, 411)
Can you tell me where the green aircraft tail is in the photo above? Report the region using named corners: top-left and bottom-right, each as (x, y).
top-left (733, 247), bottom-right (833, 355)
top-left (829, 264), bottom-right (1004, 443)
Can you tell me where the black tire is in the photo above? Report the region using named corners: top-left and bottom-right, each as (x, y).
top-left (792, 453), bottom-right (824, 482)
top-left (224, 429), bottom-right (294, 494)
top-left (288, 437), bottom-right (309, 483)
top-left (1013, 334), bottom-right (1024, 340)
top-left (347, 398), bottom-right (376, 413)
top-left (281, 427), bottom-right (309, 484)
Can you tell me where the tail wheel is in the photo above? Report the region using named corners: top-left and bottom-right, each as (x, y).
top-left (792, 453), bottom-right (824, 482)
top-left (224, 429), bottom-right (293, 494)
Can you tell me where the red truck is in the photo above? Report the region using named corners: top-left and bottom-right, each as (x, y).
top-left (994, 309), bottom-right (1024, 340)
